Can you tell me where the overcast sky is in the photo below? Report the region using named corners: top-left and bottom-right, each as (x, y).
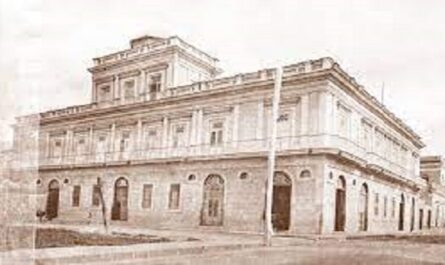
top-left (0, 0), bottom-right (444, 154)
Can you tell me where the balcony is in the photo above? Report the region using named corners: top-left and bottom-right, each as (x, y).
top-left (38, 134), bottom-right (414, 180)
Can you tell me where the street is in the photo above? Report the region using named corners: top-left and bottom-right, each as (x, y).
top-left (109, 245), bottom-right (444, 265)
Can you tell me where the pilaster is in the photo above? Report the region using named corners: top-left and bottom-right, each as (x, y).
top-left (113, 75), bottom-right (120, 101)
top-left (162, 117), bottom-right (169, 148)
top-left (300, 94), bottom-right (309, 136)
top-left (256, 100), bottom-right (264, 139)
top-left (232, 104), bottom-right (239, 147)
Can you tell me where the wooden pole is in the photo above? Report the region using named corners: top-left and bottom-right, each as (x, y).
top-left (264, 67), bottom-right (282, 246)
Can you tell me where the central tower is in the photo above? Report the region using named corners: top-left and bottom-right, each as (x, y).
top-left (88, 35), bottom-right (221, 105)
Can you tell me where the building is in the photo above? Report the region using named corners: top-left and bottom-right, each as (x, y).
top-left (420, 156), bottom-right (445, 229)
top-left (12, 35), bottom-right (444, 235)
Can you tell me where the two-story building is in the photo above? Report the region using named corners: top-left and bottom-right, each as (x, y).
top-left (12, 35), bottom-right (439, 235)
top-left (420, 156), bottom-right (445, 229)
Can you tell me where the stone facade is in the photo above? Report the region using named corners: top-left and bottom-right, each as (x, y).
top-left (12, 35), bottom-right (445, 235)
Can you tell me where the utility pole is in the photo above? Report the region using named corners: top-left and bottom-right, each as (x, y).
top-left (381, 82), bottom-right (385, 105)
top-left (264, 67), bottom-right (282, 246)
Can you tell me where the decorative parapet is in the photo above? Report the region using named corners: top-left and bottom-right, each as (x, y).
top-left (92, 36), bottom-right (218, 67)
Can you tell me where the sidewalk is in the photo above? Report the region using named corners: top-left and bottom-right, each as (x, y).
top-left (2, 224), bottom-right (445, 265)
top-left (0, 223), bottom-right (265, 265)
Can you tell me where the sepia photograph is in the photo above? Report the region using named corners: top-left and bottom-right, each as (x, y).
top-left (1, 0), bottom-right (445, 264)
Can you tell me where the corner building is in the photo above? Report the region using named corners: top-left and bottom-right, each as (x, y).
top-left (13, 35), bottom-right (439, 235)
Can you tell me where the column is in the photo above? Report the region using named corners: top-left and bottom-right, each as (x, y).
top-left (370, 125), bottom-right (376, 154)
top-left (110, 123), bottom-right (116, 155)
top-left (64, 129), bottom-right (72, 161)
top-left (190, 110), bottom-right (198, 146)
top-left (290, 105), bottom-right (297, 139)
top-left (300, 94), bottom-right (309, 136)
top-left (332, 98), bottom-right (338, 135)
top-left (45, 132), bottom-right (50, 158)
top-left (136, 119), bottom-right (142, 154)
top-left (318, 92), bottom-right (328, 135)
top-left (139, 70), bottom-right (147, 101)
top-left (88, 126), bottom-right (94, 154)
top-left (232, 104), bottom-right (239, 147)
top-left (92, 83), bottom-right (98, 103)
top-left (162, 117), bottom-right (169, 149)
top-left (114, 75), bottom-right (120, 101)
top-left (256, 100), bottom-right (264, 140)
top-left (196, 109), bottom-right (203, 146)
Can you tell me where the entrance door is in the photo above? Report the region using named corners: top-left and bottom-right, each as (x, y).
top-left (334, 176), bottom-right (346, 232)
top-left (358, 183), bottom-right (368, 231)
top-left (399, 194), bottom-right (405, 231)
top-left (112, 178), bottom-right (128, 221)
top-left (201, 174), bottom-right (224, 226)
top-left (272, 172), bottom-right (292, 231)
top-left (46, 180), bottom-right (60, 220)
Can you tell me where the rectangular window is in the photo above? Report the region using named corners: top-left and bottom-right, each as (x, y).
top-left (145, 127), bottom-right (158, 150)
top-left (374, 193), bottom-right (379, 216)
top-left (142, 184), bottom-right (153, 209)
top-left (72, 185), bottom-right (81, 207)
top-left (210, 121), bottom-right (224, 146)
top-left (98, 85), bottom-right (111, 102)
top-left (96, 133), bottom-right (108, 154)
top-left (337, 104), bottom-right (350, 138)
top-left (50, 138), bottom-right (63, 157)
top-left (172, 124), bottom-right (186, 148)
top-left (119, 131), bottom-right (131, 152)
top-left (92, 185), bottom-right (101, 206)
top-left (149, 74), bottom-right (162, 93)
top-left (383, 196), bottom-right (388, 218)
top-left (361, 121), bottom-right (372, 150)
top-left (123, 80), bottom-right (135, 99)
top-left (76, 136), bottom-right (87, 155)
top-left (168, 184), bottom-right (180, 209)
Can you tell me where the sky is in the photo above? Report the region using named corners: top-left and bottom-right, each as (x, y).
top-left (0, 0), bottom-right (444, 154)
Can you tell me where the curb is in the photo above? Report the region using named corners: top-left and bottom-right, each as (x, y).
top-left (32, 242), bottom-right (261, 265)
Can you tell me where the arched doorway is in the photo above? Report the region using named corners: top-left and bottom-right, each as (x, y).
top-left (334, 176), bottom-right (346, 231)
top-left (358, 183), bottom-right (368, 231)
top-left (201, 174), bottom-right (225, 226)
top-left (410, 198), bottom-right (415, 231)
top-left (272, 172), bottom-right (292, 231)
top-left (111, 177), bottom-right (128, 221)
top-left (398, 194), bottom-right (405, 231)
top-left (46, 180), bottom-right (60, 220)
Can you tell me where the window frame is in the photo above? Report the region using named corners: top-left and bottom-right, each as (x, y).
top-left (168, 183), bottom-right (181, 210)
top-left (142, 184), bottom-right (153, 209)
top-left (72, 185), bottom-right (81, 207)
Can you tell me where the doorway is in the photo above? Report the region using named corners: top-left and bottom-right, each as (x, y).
top-left (399, 194), bottom-right (405, 231)
top-left (46, 180), bottom-right (60, 220)
top-left (334, 176), bottom-right (346, 232)
top-left (272, 172), bottom-right (292, 231)
top-left (111, 177), bottom-right (128, 221)
top-left (200, 174), bottom-right (225, 226)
